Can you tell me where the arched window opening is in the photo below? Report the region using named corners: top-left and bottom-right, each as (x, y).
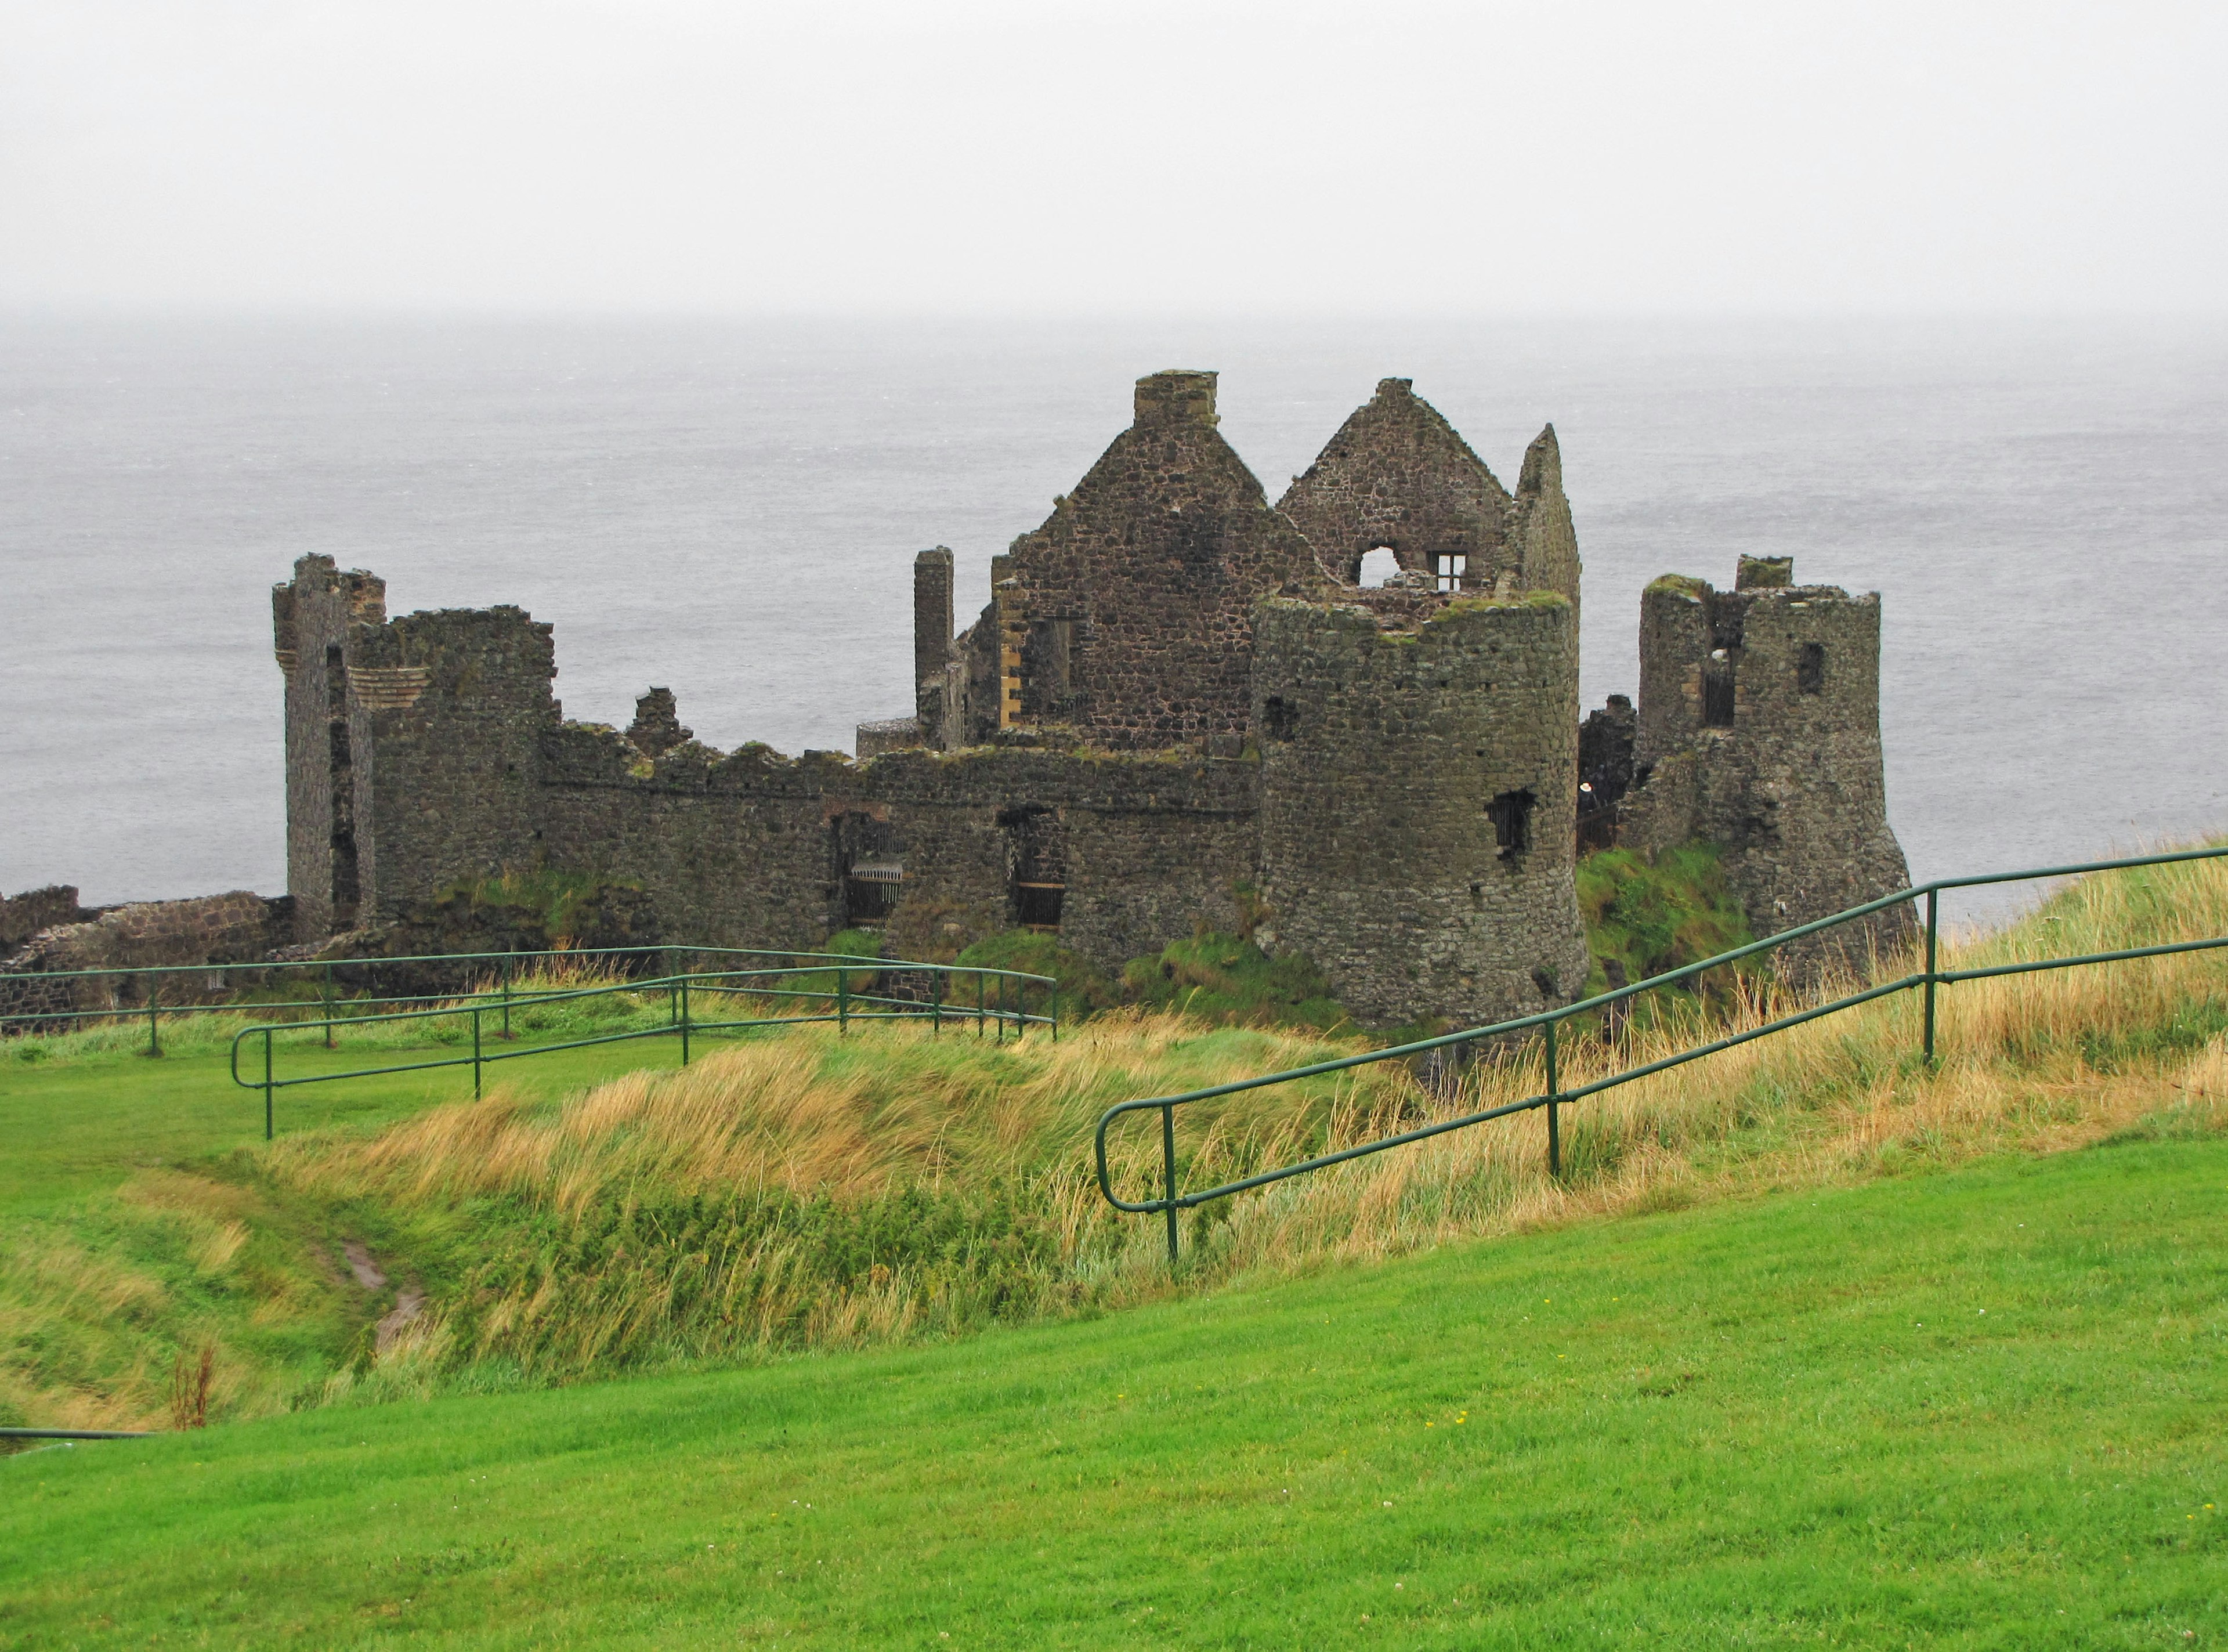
top-left (1797, 642), bottom-right (1825, 695)
top-left (1357, 547), bottom-right (1401, 588)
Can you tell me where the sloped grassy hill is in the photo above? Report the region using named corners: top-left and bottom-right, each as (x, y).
top-left (3, 1137), bottom-right (2223, 1648)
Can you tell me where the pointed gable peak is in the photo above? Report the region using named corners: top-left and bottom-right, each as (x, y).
top-left (1517, 423), bottom-right (1563, 497)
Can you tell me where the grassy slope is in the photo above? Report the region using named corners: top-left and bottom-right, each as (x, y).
top-left (3, 1137), bottom-right (2223, 1648)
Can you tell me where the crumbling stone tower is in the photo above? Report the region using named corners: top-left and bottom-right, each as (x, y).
top-left (1619, 554), bottom-right (1913, 974)
top-left (272, 554), bottom-right (558, 944)
top-left (1253, 586), bottom-right (1587, 1027)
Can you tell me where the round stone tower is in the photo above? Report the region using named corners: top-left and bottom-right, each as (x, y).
top-left (1252, 589), bottom-right (1587, 1029)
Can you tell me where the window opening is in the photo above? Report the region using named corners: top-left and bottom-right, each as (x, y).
top-left (1434, 553), bottom-right (1467, 593)
top-left (1703, 650), bottom-right (1735, 727)
top-left (1797, 642), bottom-right (1824, 695)
top-left (1487, 789), bottom-right (1535, 860)
top-left (1357, 547), bottom-right (1401, 588)
top-left (836, 812), bottom-right (902, 927)
top-left (1002, 806), bottom-right (1066, 930)
top-left (1261, 696), bottom-right (1299, 742)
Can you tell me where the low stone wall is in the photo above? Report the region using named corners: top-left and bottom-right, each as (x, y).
top-left (0, 891), bottom-right (290, 1025)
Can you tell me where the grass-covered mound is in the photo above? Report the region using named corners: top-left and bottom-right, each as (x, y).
top-left (1121, 932), bottom-right (1353, 1032)
top-left (5, 1138), bottom-right (2225, 1646)
top-left (1575, 840), bottom-right (1757, 998)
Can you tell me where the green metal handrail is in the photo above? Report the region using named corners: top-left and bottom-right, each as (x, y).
top-left (227, 959), bottom-right (1057, 1140)
top-left (2, 942), bottom-right (924, 1053)
top-left (1096, 844), bottom-right (2228, 1262)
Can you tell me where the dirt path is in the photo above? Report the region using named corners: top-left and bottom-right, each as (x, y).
top-left (342, 1240), bottom-right (426, 1354)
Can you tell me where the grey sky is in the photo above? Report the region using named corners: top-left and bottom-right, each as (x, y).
top-left (2, 1), bottom-right (2221, 313)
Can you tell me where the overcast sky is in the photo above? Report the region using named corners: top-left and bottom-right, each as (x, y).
top-left (2, 1), bottom-right (2222, 315)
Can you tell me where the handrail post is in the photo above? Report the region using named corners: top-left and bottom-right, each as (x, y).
top-left (263, 1027), bottom-right (274, 1141)
top-left (1162, 1101), bottom-right (1180, 1266)
top-left (1051, 982), bottom-right (1059, 1043)
top-left (931, 967), bottom-right (942, 1035)
top-left (838, 967), bottom-right (849, 1036)
top-left (680, 975), bottom-right (691, 1066)
top-left (147, 976), bottom-right (161, 1058)
top-left (1545, 1017), bottom-right (1561, 1181)
top-left (500, 952), bottom-right (512, 1042)
top-left (976, 970), bottom-right (985, 1036)
top-left (1922, 887), bottom-right (1940, 1067)
top-left (323, 961), bottom-right (336, 1049)
top-left (472, 1006), bottom-right (483, 1099)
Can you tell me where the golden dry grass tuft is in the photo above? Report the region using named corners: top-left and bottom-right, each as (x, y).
top-left (251, 849), bottom-right (2228, 1391)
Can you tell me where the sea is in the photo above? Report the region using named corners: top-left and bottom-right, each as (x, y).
top-left (3, 313), bottom-right (2223, 929)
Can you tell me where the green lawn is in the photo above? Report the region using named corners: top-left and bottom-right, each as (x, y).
top-left (0, 1028), bottom-right (723, 1221)
top-left (4, 1135), bottom-right (2223, 1648)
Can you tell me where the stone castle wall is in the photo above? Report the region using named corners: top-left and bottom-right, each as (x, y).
top-left (1253, 590), bottom-right (1587, 1026)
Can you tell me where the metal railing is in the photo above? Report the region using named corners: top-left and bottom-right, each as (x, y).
top-left (1096, 845), bottom-right (2228, 1261)
top-left (227, 955), bottom-right (1055, 1139)
top-left (0, 942), bottom-right (935, 1051)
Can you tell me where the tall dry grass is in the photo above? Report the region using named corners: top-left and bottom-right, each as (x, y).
top-left (262, 848), bottom-right (2228, 1395)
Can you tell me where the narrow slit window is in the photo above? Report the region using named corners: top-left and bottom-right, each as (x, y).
top-left (1434, 553), bottom-right (1467, 592)
top-left (1797, 642), bottom-right (1824, 695)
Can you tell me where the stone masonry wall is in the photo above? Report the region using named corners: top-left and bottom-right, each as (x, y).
top-left (535, 726), bottom-right (1257, 974)
top-left (346, 605), bottom-right (560, 917)
top-left (1275, 378), bottom-right (1514, 587)
top-left (971, 370), bottom-right (1328, 750)
top-left (1623, 562), bottom-right (1914, 977)
top-left (1253, 591), bottom-right (1587, 1028)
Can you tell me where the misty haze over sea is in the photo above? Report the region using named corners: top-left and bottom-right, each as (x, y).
top-left (2, 313), bottom-right (2223, 927)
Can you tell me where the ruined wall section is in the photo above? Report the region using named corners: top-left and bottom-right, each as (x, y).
top-left (1275, 378), bottom-right (1514, 587)
top-left (1623, 561), bottom-right (1913, 975)
top-left (533, 732), bottom-right (1256, 970)
top-left (1254, 592), bottom-right (1586, 1028)
top-left (273, 555), bottom-right (387, 942)
top-left (345, 606), bottom-right (559, 917)
top-left (990, 370), bottom-right (1326, 750)
top-left (1507, 425), bottom-right (1582, 624)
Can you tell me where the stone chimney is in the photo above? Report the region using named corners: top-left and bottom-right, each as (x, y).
top-left (1133, 370), bottom-right (1218, 428)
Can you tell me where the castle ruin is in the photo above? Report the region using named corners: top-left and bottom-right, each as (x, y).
top-left (262, 369), bottom-right (1911, 1025)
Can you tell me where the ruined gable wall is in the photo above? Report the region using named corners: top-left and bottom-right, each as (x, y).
top-left (998, 371), bottom-right (1325, 750)
top-left (1254, 592), bottom-right (1586, 1028)
top-left (1276, 378), bottom-right (1514, 586)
